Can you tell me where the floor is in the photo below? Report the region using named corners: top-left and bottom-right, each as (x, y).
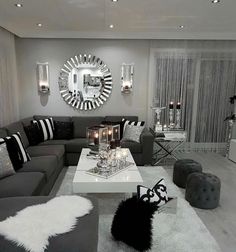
top-left (169, 152), bottom-right (236, 252)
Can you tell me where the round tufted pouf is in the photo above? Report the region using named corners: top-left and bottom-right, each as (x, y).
top-left (185, 172), bottom-right (221, 209)
top-left (173, 159), bottom-right (203, 188)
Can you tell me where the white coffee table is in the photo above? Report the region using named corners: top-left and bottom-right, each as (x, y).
top-left (72, 148), bottom-right (143, 193)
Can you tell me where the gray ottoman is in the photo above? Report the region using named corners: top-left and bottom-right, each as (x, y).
top-left (185, 173), bottom-right (221, 209)
top-left (173, 159), bottom-right (203, 188)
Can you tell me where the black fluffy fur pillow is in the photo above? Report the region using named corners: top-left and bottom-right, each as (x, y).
top-left (111, 196), bottom-right (158, 251)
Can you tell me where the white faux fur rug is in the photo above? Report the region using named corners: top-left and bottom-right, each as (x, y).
top-left (0, 195), bottom-right (93, 252)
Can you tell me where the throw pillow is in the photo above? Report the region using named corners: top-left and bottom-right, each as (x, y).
top-left (0, 143), bottom-right (15, 179)
top-left (0, 132), bottom-right (31, 171)
top-left (122, 124), bottom-right (145, 143)
top-left (53, 121), bottom-right (74, 140)
top-left (111, 196), bottom-right (158, 251)
top-left (137, 178), bottom-right (168, 207)
top-left (24, 123), bottom-right (43, 145)
top-left (32, 117), bottom-right (54, 141)
top-left (121, 118), bottom-right (145, 134)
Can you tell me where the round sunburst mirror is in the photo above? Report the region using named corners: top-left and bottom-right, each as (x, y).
top-left (58, 54), bottom-right (112, 110)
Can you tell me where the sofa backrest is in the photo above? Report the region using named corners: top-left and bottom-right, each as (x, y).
top-left (20, 117), bottom-right (34, 126)
top-left (72, 117), bottom-right (104, 138)
top-left (104, 116), bottom-right (139, 122)
top-left (5, 121), bottom-right (29, 148)
top-left (0, 128), bottom-right (8, 138)
top-left (34, 115), bottom-right (72, 122)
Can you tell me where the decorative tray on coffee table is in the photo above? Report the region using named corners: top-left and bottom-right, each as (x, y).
top-left (86, 161), bottom-right (134, 179)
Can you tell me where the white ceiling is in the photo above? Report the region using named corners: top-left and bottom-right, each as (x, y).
top-left (1, 0), bottom-right (236, 39)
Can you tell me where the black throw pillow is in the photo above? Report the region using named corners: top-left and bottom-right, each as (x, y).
top-left (111, 196), bottom-right (158, 252)
top-left (24, 123), bottom-right (43, 145)
top-left (53, 121), bottom-right (74, 140)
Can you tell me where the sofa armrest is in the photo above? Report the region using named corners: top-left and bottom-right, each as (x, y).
top-left (140, 128), bottom-right (154, 165)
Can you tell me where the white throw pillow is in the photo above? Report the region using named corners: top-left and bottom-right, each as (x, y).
top-left (0, 143), bottom-right (15, 179)
top-left (122, 124), bottom-right (145, 143)
top-left (137, 178), bottom-right (168, 207)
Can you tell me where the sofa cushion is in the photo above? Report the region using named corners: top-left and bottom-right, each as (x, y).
top-left (66, 138), bottom-right (88, 153)
top-left (0, 196), bottom-right (99, 252)
top-left (34, 115), bottom-right (72, 122)
top-left (0, 128), bottom-right (7, 138)
top-left (0, 143), bottom-right (15, 179)
top-left (0, 172), bottom-right (46, 198)
top-left (72, 117), bottom-right (104, 138)
top-left (18, 156), bottom-right (57, 181)
top-left (121, 140), bottom-right (142, 153)
top-left (54, 121), bottom-right (74, 140)
top-left (24, 123), bottom-right (43, 145)
top-left (27, 145), bottom-right (65, 161)
top-left (39, 140), bottom-right (69, 146)
top-left (5, 121), bottom-right (29, 148)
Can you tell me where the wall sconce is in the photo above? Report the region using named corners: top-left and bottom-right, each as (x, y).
top-left (121, 63), bottom-right (134, 94)
top-left (36, 62), bottom-right (50, 94)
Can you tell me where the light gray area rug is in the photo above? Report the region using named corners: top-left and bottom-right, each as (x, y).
top-left (50, 166), bottom-right (221, 252)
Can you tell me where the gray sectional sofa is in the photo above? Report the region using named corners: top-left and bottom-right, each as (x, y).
top-left (0, 115), bottom-right (153, 252)
top-left (0, 115), bottom-right (154, 198)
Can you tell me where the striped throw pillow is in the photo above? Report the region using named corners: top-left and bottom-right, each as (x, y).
top-left (0, 132), bottom-right (31, 169)
top-left (122, 118), bottom-right (145, 134)
top-left (33, 118), bottom-right (54, 141)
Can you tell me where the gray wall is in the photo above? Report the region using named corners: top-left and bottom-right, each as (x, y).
top-left (16, 38), bottom-right (150, 120)
top-left (0, 27), bottom-right (19, 126)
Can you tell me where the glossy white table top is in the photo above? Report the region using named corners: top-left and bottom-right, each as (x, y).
top-left (73, 148), bottom-right (143, 193)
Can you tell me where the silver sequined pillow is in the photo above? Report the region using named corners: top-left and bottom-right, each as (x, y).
top-left (0, 143), bottom-right (15, 179)
top-left (122, 124), bottom-right (145, 143)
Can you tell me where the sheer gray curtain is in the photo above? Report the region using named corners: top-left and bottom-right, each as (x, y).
top-left (152, 42), bottom-right (236, 152)
top-left (154, 53), bottom-right (196, 141)
top-left (0, 28), bottom-right (19, 127)
top-left (196, 58), bottom-right (236, 143)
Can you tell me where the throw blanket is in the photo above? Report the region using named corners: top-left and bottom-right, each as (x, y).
top-left (0, 195), bottom-right (93, 252)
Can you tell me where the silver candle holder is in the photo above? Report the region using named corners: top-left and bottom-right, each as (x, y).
top-left (176, 102), bottom-right (181, 129)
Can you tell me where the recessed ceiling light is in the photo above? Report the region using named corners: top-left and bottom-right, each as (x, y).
top-left (15, 3), bottom-right (23, 7)
top-left (109, 24), bottom-right (114, 28)
top-left (179, 25), bottom-right (184, 29)
top-left (212, 0), bottom-right (220, 3)
top-left (37, 23), bottom-right (43, 27)
top-left (111, 0), bottom-right (118, 2)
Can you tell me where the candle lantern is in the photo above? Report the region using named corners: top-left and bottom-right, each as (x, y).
top-left (87, 126), bottom-right (108, 150)
top-left (101, 123), bottom-right (120, 142)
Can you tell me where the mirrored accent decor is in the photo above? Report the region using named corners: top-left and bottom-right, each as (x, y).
top-left (121, 63), bottom-right (134, 94)
top-left (58, 54), bottom-right (113, 110)
top-left (37, 62), bottom-right (50, 94)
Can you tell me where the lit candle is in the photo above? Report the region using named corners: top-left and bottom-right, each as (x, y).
top-left (108, 129), bottom-right (112, 141)
top-left (176, 102), bottom-right (181, 109)
top-left (169, 102), bottom-right (174, 109)
top-left (94, 132), bottom-right (99, 145)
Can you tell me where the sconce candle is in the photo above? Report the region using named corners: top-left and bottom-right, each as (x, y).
top-left (37, 62), bottom-right (50, 94)
top-left (121, 63), bottom-right (134, 94)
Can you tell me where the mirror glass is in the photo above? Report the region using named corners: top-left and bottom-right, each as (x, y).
top-left (59, 54), bottom-right (112, 110)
